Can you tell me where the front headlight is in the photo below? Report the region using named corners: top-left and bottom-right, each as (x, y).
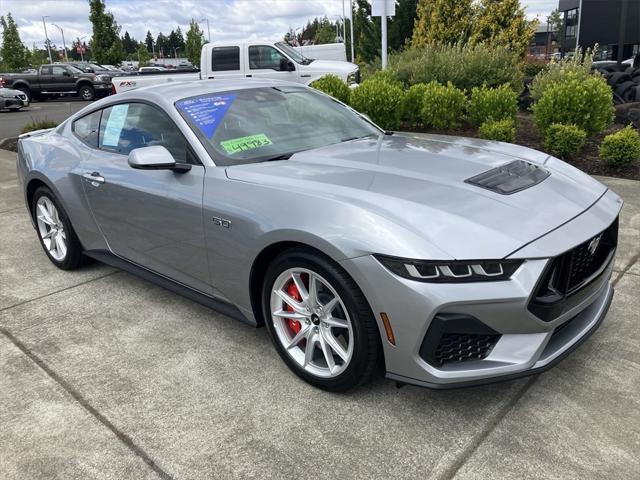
top-left (347, 69), bottom-right (359, 85)
top-left (374, 254), bottom-right (524, 283)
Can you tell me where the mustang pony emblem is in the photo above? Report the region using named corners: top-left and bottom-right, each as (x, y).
top-left (588, 234), bottom-right (602, 255)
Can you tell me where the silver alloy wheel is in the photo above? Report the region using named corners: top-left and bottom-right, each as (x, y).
top-left (80, 88), bottom-right (93, 100)
top-left (270, 268), bottom-right (354, 378)
top-left (35, 196), bottom-right (67, 262)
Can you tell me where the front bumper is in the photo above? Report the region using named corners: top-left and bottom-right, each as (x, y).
top-left (1, 95), bottom-right (28, 109)
top-left (340, 189), bottom-right (622, 389)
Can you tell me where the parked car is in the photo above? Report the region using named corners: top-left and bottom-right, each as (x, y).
top-left (0, 64), bottom-right (111, 101)
top-left (0, 86), bottom-right (29, 111)
top-left (139, 66), bottom-right (167, 72)
top-left (112, 40), bottom-right (359, 94)
top-left (66, 62), bottom-right (127, 80)
top-left (17, 79), bottom-right (621, 391)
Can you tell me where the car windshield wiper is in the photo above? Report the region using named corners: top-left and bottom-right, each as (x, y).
top-left (263, 153), bottom-right (294, 162)
top-left (341, 133), bottom-right (379, 142)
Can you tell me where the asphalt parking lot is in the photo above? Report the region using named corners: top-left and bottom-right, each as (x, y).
top-left (0, 147), bottom-right (639, 479)
top-left (0, 98), bottom-right (89, 140)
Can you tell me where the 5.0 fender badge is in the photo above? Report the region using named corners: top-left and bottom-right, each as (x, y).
top-left (212, 216), bottom-right (231, 228)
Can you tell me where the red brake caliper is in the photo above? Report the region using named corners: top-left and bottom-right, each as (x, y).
top-left (285, 280), bottom-right (302, 335)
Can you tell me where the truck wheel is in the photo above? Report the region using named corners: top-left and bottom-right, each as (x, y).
top-left (78, 85), bottom-right (95, 101)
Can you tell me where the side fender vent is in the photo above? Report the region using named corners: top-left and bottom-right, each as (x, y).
top-left (465, 160), bottom-right (550, 195)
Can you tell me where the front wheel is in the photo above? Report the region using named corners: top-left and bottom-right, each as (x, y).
top-left (262, 248), bottom-right (380, 392)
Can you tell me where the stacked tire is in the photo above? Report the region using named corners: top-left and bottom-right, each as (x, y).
top-left (594, 65), bottom-right (640, 104)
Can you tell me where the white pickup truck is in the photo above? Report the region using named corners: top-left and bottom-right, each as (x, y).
top-left (112, 41), bottom-right (359, 94)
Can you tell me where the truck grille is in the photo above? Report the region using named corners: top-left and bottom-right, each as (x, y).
top-left (528, 217), bottom-right (618, 321)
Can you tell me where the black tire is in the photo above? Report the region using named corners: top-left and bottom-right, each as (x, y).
top-left (607, 72), bottom-right (631, 87)
top-left (262, 247), bottom-right (381, 392)
top-left (78, 85), bottom-right (95, 101)
top-left (15, 86), bottom-right (31, 102)
top-left (31, 186), bottom-right (86, 270)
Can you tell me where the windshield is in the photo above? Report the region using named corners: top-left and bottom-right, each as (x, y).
top-left (175, 86), bottom-right (380, 166)
top-left (67, 65), bottom-right (84, 73)
top-left (275, 42), bottom-right (313, 65)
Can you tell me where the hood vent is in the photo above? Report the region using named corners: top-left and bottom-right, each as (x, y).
top-left (465, 160), bottom-right (550, 195)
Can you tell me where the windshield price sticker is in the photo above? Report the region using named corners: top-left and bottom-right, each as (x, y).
top-left (221, 134), bottom-right (273, 155)
top-left (175, 94), bottom-right (236, 139)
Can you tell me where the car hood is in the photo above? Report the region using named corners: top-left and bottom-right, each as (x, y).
top-left (226, 133), bottom-right (607, 259)
top-left (0, 87), bottom-right (25, 97)
top-left (300, 59), bottom-right (357, 74)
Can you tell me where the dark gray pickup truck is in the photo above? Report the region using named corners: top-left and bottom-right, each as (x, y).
top-left (0, 64), bottom-right (111, 102)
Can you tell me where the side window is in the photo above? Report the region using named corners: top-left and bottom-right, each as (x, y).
top-left (72, 110), bottom-right (102, 148)
top-left (249, 46), bottom-right (286, 70)
top-left (211, 46), bottom-right (240, 71)
top-left (40, 66), bottom-right (52, 75)
top-left (51, 66), bottom-right (67, 76)
top-left (98, 103), bottom-right (190, 163)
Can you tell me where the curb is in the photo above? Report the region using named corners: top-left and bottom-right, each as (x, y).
top-left (0, 136), bottom-right (18, 148)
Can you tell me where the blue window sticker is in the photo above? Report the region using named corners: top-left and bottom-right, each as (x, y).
top-left (176, 94), bottom-right (236, 139)
top-left (102, 104), bottom-right (129, 147)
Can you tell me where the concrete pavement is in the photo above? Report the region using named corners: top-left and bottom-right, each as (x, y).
top-left (0, 148), bottom-right (638, 479)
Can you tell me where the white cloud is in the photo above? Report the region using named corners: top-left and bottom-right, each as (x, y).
top-left (0, 0), bottom-right (559, 50)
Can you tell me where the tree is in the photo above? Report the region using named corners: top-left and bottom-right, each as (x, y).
top-left (136, 42), bottom-right (150, 66)
top-left (412, 0), bottom-right (473, 47)
top-left (185, 19), bottom-right (204, 67)
top-left (470, 0), bottom-right (538, 57)
top-left (144, 30), bottom-right (154, 54)
top-left (315, 17), bottom-right (337, 44)
top-left (88, 0), bottom-right (124, 64)
top-left (0, 13), bottom-right (29, 71)
top-left (122, 31), bottom-right (137, 55)
top-left (388, 0), bottom-right (418, 50)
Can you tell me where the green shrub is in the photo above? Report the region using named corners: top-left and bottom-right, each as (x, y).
top-left (599, 126), bottom-right (640, 166)
top-left (420, 81), bottom-right (467, 130)
top-left (388, 43), bottom-right (524, 92)
top-left (21, 120), bottom-right (58, 134)
top-left (478, 119), bottom-right (516, 143)
top-left (310, 74), bottom-right (350, 104)
top-left (401, 83), bottom-right (430, 125)
top-left (367, 68), bottom-right (403, 87)
top-left (529, 47), bottom-right (596, 101)
top-left (349, 79), bottom-right (405, 130)
top-left (543, 123), bottom-right (587, 159)
top-left (523, 59), bottom-right (547, 78)
top-left (532, 76), bottom-right (614, 135)
top-left (468, 84), bottom-right (518, 126)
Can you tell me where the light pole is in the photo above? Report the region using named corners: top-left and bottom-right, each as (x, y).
top-left (381, 0), bottom-right (387, 69)
top-left (51, 23), bottom-right (68, 62)
top-left (42, 16), bottom-right (53, 64)
top-left (200, 18), bottom-right (211, 42)
top-left (78, 35), bottom-right (87, 62)
top-left (349, 0), bottom-right (355, 62)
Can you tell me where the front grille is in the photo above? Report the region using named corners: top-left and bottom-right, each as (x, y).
top-left (529, 217), bottom-right (618, 321)
top-left (433, 333), bottom-right (500, 366)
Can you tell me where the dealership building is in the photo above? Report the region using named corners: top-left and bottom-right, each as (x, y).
top-left (559, 0), bottom-right (640, 60)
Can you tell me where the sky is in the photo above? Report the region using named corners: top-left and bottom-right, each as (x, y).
top-left (0, 0), bottom-right (559, 50)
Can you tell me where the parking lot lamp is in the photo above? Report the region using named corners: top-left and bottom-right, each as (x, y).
top-left (200, 18), bottom-right (211, 42)
top-left (42, 16), bottom-right (53, 64)
top-left (51, 23), bottom-right (68, 62)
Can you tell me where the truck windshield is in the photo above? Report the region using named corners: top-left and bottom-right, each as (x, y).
top-left (275, 42), bottom-right (313, 65)
top-left (175, 86), bottom-right (380, 166)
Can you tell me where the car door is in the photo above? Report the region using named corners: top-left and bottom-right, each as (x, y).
top-left (49, 65), bottom-right (73, 92)
top-left (80, 101), bottom-right (212, 294)
top-left (246, 45), bottom-right (298, 82)
top-left (38, 66), bottom-right (55, 91)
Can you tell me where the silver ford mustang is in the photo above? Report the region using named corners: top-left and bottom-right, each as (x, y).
top-left (17, 79), bottom-right (622, 391)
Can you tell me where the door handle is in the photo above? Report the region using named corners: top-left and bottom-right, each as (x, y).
top-left (300, 74), bottom-right (311, 78)
top-left (82, 171), bottom-right (105, 185)
top-left (245, 74), bottom-right (252, 77)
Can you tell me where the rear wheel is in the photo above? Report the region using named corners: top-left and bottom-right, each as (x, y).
top-left (32, 187), bottom-right (85, 270)
top-left (262, 248), bottom-right (380, 392)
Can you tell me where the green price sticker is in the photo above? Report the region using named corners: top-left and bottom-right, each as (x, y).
top-left (221, 133), bottom-right (273, 155)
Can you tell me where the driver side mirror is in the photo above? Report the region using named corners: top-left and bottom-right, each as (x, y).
top-left (128, 146), bottom-right (191, 172)
top-left (279, 58), bottom-right (295, 72)
top-left (62, 71), bottom-right (71, 77)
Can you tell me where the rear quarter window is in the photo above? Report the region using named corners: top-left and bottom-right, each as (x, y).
top-left (72, 110), bottom-right (101, 148)
top-left (211, 46), bottom-right (240, 72)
